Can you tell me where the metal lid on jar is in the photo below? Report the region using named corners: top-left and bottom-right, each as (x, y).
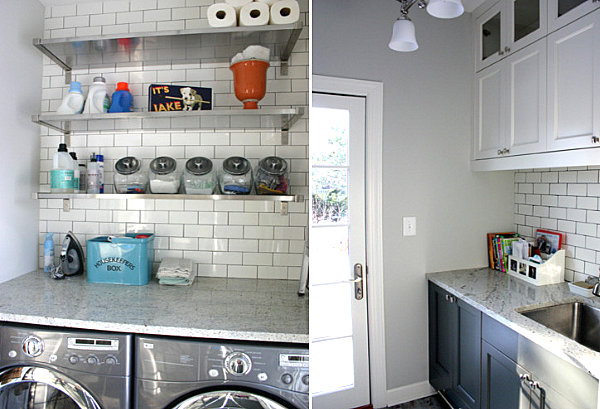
top-left (258, 156), bottom-right (288, 175)
top-left (186, 157), bottom-right (213, 176)
top-left (222, 156), bottom-right (251, 176)
top-left (150, 156), bottom-right (177, 175)
top-left (115, 156), bottom-right (141, 175)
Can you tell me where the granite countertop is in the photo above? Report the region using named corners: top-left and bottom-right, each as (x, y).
top-left (0, 271), bottom-right (308, 344)
top-left (428, 268), bottom-right (600, 380)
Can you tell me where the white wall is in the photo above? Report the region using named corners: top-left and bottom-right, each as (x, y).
top-left (313, 1), bottom-right (515, 403)
top-left (0, 0), bottom-right (44, 283)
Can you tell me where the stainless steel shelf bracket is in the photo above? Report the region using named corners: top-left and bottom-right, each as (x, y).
top-left (281, 129), bottom-right (289, 145)
top-left (63, 198), bottom-right (71, 212)
top-left (280, 201), bottom-right (289, 215)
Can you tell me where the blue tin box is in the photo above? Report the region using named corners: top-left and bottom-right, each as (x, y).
top-left (86, 234), bottom-right (154, 285)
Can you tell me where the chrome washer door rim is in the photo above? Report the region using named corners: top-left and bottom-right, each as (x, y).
top-left (172, 390), bottom-right (292, 409)
top-left (0, 366), bottom-right (102, 409)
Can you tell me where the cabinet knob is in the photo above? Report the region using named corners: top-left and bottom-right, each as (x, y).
top-left (499, 50), bottom-right (504, 56)
top-left (497, 149), bottom-right (503, 155)
top-left (505, 46), bottom-right (511, 53)
top-left (592, 136), bottom-right (599, 144)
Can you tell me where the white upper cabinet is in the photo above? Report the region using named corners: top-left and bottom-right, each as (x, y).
top-left (474, 40), bottom-right (546, 159)
top-left (506, 39), bottom-right (547, 156)
top-left (547, 10), bottom-right (600, 151)
top-left (549, 0), bottom-right (600, 32)
top-left (475, 0), bottom-right (547, 72)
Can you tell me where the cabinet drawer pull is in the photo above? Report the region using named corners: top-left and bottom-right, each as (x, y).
top-left (519, 373), bottom-right (531, 382)
top-left (505, 46), bottom-right (511, 53)
top-left (592, 136), bottom-right (599, 144)
top-left (499, 50), bottom-right (504, 56)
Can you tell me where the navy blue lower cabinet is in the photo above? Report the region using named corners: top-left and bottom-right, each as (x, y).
top-left (428, 283), bottom-right (481, 409)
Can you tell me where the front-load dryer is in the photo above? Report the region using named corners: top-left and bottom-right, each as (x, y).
top-left (0, 323), bottom-right (132, 408)
top-left (135, 335), bottom-right (309, 409)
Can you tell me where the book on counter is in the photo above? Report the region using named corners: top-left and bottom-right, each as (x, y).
top-left (487, 232), bottom-right (519, 272)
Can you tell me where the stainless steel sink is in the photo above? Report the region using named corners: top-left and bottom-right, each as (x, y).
top-left (520, 302), bottom-right (600, 352)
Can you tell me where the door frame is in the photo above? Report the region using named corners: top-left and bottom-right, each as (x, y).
top-left (312, 75), bottom-right (385, 408)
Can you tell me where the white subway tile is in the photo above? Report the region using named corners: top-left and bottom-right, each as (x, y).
top-left (144, 9), bottom-right (171, 21)
top-left (104, 1), bottom-right (130, 13)
top-left (113, 211), bottom-right (140, 223)
top-left (99, 200), bottom-right (127, 210)
top-left (567, 208), bottom-right (587, 222)
top-left (198, 238), bottom-right (228, 251)
top-left (184, 225), bottom-right (214, 237)
top-left (130, 22), bottom-right (157, 32)
top-left (103, 24), bottom-right (129, 35)
top-left (213, 251), bottom-right (242, 265)
top-left (558, 220), bottom-right (576, 233)
top-left (259, 240), bottom-right (288, 253)
top-left (59, 209), bottom-right (87, 221)
top-left (274, 227), bottom-right (304, 240)
top-left (577, 247), bottom-right (597, 263)
top-left (229, 239), bottom-right (258, 252)
top-left (170, 237), bottom-right (198, 250)
top-left (568, 184), bottom-right (587, 196)
top-left (214, 225), bottom-right (243, 238)
top-left (155, 249), bottom-right (183, 261)
top-left (45, 17), bottom-right (63, 30)
top-left (52, 4), bottom-right (76, 17)
top-left (158, 20), bottom-right (185, 30)
top-left (131, 0), bottom-right (158, 11)
top-left (76, 26), bottom-right (102, 37)
top-left (273, 253), bottom-right (303, 267)
top-left (229, 212), bottom-right (258, 225)
top-left (155, 224), bottom-right (183, 236)
top-left (227, 265), bottom-right (257, 278)
top-left (184, 200), bottom-right (214, 211)
top-left (578, 196), bottom-right (598, 210)
top-left (550, 184), bottom-right (567, 195)
top-left (90, 13), bottom-right (116, 26)
top-left (558, 196), bottom-right (577, 208)
top-left (577, 222), bottom-right (597, 237)
top-left (170, 211), bottom-right (198, 224)
top-left (588, 210), bottom-right (600, 224)
top-left (214, 201), bottom-right (244, 212)
top-left (258, 266), bottom-right (287, 279)
top-left (141, 210), bottom-right (169, 224)
top-left (117, 11), bottom-right (144, 24)
top-left (143, 133), bottom-right (171, 146)
top-left (86, 210), bottom-right (112, 222)
top-left (158, 0), bottom-right (187, 7)
top-left (172, 6), bottom-right (200, 20)
top-left (64, 15), bottom-right (89, 28)
top-left (578, 170), bottom-right (599, 183)
top-left (155, 199), bottom-right (184, 211)
top-left (183, 251), bottom-right (212, 264)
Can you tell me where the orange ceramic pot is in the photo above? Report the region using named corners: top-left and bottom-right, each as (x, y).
top-left (230, 60), bottom-right (270, 109)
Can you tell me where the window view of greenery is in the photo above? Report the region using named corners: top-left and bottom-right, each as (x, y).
top-left (311, 108), bottom-right (349, 225)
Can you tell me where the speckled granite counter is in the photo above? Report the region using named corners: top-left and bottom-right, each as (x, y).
top-left (428, 268), bottom-right (600, 380)
top-left (0, 271), bottom-right (308, 343)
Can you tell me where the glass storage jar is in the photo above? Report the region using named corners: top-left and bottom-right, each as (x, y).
top-left (183, 157), bottom-right (216, 194)
top-left (255, 156), bottom-right (289, 194)
top-left (149, 156), bottom-right (180, 194)
top-left (219, 156), bottom-right (253, 195)
top-left (114, 156), bottom-right (148, 194)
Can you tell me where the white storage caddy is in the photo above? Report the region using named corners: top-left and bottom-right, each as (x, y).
top-left (507, 250), bottom-right (565, 286)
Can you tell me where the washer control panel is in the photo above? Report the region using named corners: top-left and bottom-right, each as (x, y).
top-left (0, 324), bottom-right (132, 377)
top-left (224, 352), bottom-right (252, 376)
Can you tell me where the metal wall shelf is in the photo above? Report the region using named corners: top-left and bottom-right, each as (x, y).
top-left (32, 108), bottom-right (304, 138)
top-left (33, 22), bottom-right (303, 80)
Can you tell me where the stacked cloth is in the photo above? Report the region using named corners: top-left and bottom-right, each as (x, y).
top-left (157, 258), bottom-right (195, 286)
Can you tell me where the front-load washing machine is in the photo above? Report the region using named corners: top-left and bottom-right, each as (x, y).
top-left (0, 323), bottom-right (132, 409)
top-left (135, 335), bottom-right (309, 409)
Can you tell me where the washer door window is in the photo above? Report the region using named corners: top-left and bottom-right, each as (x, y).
top-left (173, 391), bottom-right (292, 409)
top-left (0, 366), bottom-right (102, 409)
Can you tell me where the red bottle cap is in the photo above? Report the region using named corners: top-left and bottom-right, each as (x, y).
top-left (116, 82), bottom-right (129, 91)
top-left (135, 234), bottom-right (150, 239)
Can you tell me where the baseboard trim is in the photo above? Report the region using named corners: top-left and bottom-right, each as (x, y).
top-left (384, 381), bottom-right (436, 407)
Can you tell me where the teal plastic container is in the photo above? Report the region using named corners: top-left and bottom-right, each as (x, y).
top-left (86, 234), bottom-right (154, 285)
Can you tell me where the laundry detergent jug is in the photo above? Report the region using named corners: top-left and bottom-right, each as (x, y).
top-left (83, 77), bottom-right (110, 114)
top-left (109, 82), bottom-right (133, 113)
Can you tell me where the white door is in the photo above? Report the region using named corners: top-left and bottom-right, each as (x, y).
top-left (310, 92), bottom-right (370, 409)
top-left (547, 10), bottom-right (600, 151)
top-left (506, 39), bottom-right (547, 156)
top-left (474, 63), bottom-right (506, 159)
top-left (549, 0), bottom-right (600, 32)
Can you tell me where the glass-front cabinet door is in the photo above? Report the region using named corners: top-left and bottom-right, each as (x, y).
top-left (508, 0), bottom-right (547, 51)
top-left (475, 2), bottom-right (505, 71)
top-left (549, 0), bottom-right (600, 32)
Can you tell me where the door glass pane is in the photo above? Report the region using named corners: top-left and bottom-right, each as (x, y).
top-left (310, 226), bottom-right (350, 285)
top-left (514, 0), bottom-right (539, 42)
top-left (482, 13), bottom-right (501, 60)
top-left (0, 381), bottom-right (79, 408)
top-left (311, 337), bottom-right (355, 396)
top-left (558, 0), bottom-right (587, 17)
top-left (312, 168), bottom-right (348, 225)
top-left (311, 107), bottom-right (349, 167)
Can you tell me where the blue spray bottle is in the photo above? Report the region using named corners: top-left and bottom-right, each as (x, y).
top-left (44, 233), bottom-right (55, 273)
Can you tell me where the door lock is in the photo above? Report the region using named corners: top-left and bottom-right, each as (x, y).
top-left (353, 263), bottom-right (364, 300)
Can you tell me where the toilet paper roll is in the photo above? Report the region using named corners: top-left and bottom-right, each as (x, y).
top-left (269, 0), bottom-right (300, 25)
top-left (239, 2), bottom-right (270, 26)
top-left (207, 3), bottom-right (237, 28)
top-left (255, 0), bottom-right (278, 6)
top-left (225, 0), bottom-right (253, 12)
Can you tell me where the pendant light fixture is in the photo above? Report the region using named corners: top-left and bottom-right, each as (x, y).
top-left (389, 0), bottom-right (465, 52)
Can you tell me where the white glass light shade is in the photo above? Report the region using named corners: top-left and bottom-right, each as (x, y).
top-left (388, 18), bottom-right (418, 52)
top-left (426, 0), bottom-right (464, 19)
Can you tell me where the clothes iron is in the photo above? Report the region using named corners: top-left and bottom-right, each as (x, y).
top-left (51, 232), bottom-right (85, 279)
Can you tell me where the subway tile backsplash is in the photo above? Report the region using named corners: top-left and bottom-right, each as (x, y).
top-left (38, 0), bottom-right (308, 280)
top-left (514, 167), bottom-right (600, 282)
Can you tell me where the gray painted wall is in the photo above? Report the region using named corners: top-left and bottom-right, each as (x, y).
top-left (313, 0), bottom-right (515, 394)
top-left (0, 0), bottom-right (44, 282)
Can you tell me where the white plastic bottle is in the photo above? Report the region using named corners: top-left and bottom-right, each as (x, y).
top-left (51, 144), bottom-right (74, 193)
top-left (56, 81), bottom-right (85, 115)
top-left (69, 152), bottom-right (80, 193)
top-left (83, 77), bottom-right (110, 114)
top-left (87, 154), bottom-right (100, 194)
top-left (96, 154), bottom-right (104, 193)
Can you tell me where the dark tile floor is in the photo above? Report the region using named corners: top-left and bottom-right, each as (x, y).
top-left (388, 394), bottom-right (450, 409)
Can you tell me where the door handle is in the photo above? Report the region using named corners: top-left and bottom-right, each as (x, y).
top-left (354, 263), bottom-right (364, 300)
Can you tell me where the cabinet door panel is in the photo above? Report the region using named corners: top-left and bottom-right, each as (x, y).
top-left (474, 64), bottom-right (506, 159)
top-left (475, 2), bottom-right (506, 72)
top-left (506, 39), bottom-right (547, 156)
top-left (509, 0), bottom-right (547, 52)
top-left (428, 283), bottom-right (456, 392)
top-left (455, 299), bottom-right (481, 409)
top-left (549, 0), bottom-right (600, 32)
top-left (481, 341), bottom-right (530, 409)
top-left (547, 11), bottom-right (600, 151)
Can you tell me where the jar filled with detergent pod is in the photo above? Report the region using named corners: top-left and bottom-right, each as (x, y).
top-left (149, 156), bottom-right (181, 194)
top-left (255, 156), bottom-right (289, 194)
top-left (219, 156), bottom-right (253, 195)
top-left (183, 157), bottom-right (216, 194)
top-left (114, 156), bottom-right (148, 194)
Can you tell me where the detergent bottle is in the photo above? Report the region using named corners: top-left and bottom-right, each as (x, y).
top-left (109, 82), bottom-right (134, 113)
top-left (44, 233), bottom-right (55, 273)
top-left (83, 77), bottom-right (110, 114)
top-left (51, 143), bottom-right (74, 193)
top-left (56, 81), bottom-right (85, 114)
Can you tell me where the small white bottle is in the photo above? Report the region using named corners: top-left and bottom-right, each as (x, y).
top-left (56, 81), bottom-right (85, 115)
top-left (83, 77), bottom-right (110, 114)
top-left (96, 154), bottom-right (105, 193)
top-left (51, 143), bottom-right (74, 193)
top-left (87, 154), bottom-right (100, 194)
top-left (69, 152), bottom-right (80, 193)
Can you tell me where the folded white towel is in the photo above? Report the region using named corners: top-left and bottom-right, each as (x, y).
top-left (157, 258), bottom-right (194, 285)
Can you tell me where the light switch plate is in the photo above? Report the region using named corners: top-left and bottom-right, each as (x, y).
top-left (403, 216), bottom-right (416, 236)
